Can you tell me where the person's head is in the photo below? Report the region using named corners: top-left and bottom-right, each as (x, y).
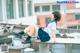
top-left (50, 11), bottom-right (61, 22)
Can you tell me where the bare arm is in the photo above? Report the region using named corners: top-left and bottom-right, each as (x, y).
top-left (52, 32), bottom-right (56, 42)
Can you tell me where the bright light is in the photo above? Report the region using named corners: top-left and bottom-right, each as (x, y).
top-left (76, 0), bottom-right (80, 8)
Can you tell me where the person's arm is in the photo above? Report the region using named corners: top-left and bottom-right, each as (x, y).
top-left (50, 22), bottom-right (57, 42)
top-left (52, 31), bottom-right (56, 42)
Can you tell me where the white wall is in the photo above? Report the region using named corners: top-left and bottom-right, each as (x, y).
top-left (0, 0), bottom-right (2, 20)
top-left (76, 0), bottom-right (80, 8)
top-left (35, 12), bottom-right (52, 16)
top-left (34, 0), bottom-right (67, 4)
top-left (33, 0), bottom-right (55, 3)
top-left (7, 15), bottom-right (37, 25)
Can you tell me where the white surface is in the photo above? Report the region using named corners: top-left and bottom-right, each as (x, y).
top-left (65, 9), bottom-right (80, 13)
top-left (35, 38), bottom-right (80, 44)
top-left (76, 0), bottom-right (80, 8)
top-left (8, 35), bottom-right (15, 38)
top-left (55, 38), bottom-right (80, 44)
top-left (24, 48), bottom-right (34, 51)
top-left (66, 32), bottom-right (80, 38)
top-left (12, 38), bottom-right (23, 47)
top-left (33, 0), bottom-right (66, 3)
top-left (0, 52), bottom-right (5, 53)
top-left (34, 0), bottom-right (55, 3)
top-left (34, 0), bottom-right (66, 3)
top-left (1, 15), bottom-right (37, 25)
top-left (9, 44), bottom-right (30, 49)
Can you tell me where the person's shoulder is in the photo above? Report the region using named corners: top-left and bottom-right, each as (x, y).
top-left (49, 21), bottom-right (56, 25)
top-left (52, 21), bottom-right (56, 23)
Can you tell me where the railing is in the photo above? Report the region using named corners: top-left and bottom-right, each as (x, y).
top-left (57, 28), bottom-right (80, 33)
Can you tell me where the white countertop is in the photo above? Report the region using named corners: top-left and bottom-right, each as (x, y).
top-left (34, 38), bottom-right (80, 44)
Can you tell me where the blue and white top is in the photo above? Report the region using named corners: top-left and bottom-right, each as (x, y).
top-left (44, 21), bottom-right (56, 42)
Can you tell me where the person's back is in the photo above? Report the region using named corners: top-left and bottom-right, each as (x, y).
top-left (43, 21), bottom-right (56, 42)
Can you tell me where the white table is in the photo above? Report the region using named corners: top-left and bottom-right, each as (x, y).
top-left (34, 38), bottom-right (80, 53)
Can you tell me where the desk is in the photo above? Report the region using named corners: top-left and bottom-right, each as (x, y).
top-left (34, 38), bottom-right (80, 53)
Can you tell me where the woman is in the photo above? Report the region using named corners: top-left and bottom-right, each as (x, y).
top-left (16, 11), bottom-right (62, 53)
top-left (24, 11), bottom-right (61, 42)
top-left (24, 11), bottom-right (61, 53)
top-left (49, 12), bottom-right (65, 53)
top-left (43, 11), bottom-right (61, 42)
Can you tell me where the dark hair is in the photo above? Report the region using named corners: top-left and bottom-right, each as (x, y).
top-left (52, 11), bottom-right (61, 22)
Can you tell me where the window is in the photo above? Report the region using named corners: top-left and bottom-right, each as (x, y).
top-left (28, 0), bottom-right (32, 16)
top-left (78, 25), bottom-right (80, 29)
top-left (68, 26), bottom-right (77, 29)
top-left (6, 0), bottom-right (14, 19)
top-left (52, 5), bottom-right (60, 11)
top-left (75, 14), bottom-right (80, 20)
top-left (18, 0), bottom-right (24, 17)
top-left (42, 5), bottom-right (50, 12)
top-left (0, 0), bottom-right (2, 20)
top-left (68, 25), bottom-right (80, 29)
top-left (35, 6), bottom-right (40, 12)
